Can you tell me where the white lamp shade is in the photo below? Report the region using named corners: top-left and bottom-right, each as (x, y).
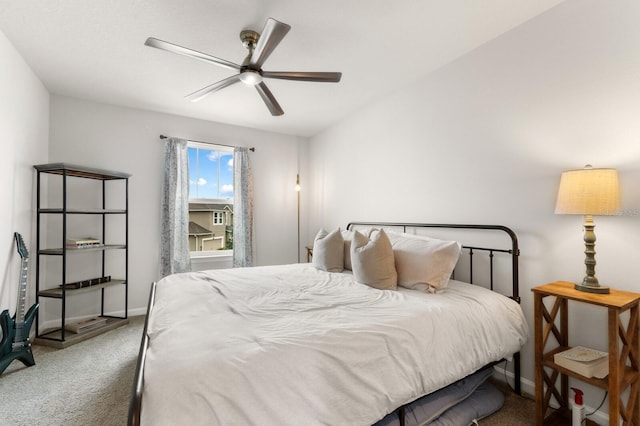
top-left (555, 167), bottom-right (620, 215)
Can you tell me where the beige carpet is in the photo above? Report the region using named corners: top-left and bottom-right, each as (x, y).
top-left (482, 380), bottom-right (536, 425)
top-left (1, 316), bottom-right (143, 426)
top-left (1, 315), bottom-right (535, 425)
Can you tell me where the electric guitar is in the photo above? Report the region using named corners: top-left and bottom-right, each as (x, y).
top-left (0, 232), bottom-right (39, 374)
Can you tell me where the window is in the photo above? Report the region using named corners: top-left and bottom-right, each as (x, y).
top-left (213, 212), bottom-right (224, 225)
top-left (187, 142), bottom-right (234, 254)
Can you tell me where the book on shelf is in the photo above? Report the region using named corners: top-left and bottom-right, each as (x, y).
top-left (65, 317), bottom-right (108, 334)
top-left (554, 346), bottom-right (609, 379)
top-left (66, 237), bottom-right (103, 249)
top-left (58, 275), bottom-right (112, 289)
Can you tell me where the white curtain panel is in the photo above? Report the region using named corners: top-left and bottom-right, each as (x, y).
top-left (233, 147), bottom-right (254, 267)
top-left (160, 137), bottom-right (191, 277)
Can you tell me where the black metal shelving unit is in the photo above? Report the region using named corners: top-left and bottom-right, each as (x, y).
top-left (33, 163), bottom-right (130, 348)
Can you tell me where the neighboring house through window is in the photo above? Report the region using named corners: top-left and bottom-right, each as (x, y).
top-left (187, 142), bottom-right (234, 254)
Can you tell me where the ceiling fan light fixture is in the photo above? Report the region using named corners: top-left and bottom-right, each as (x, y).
top-left (239, 70), bottom-right (263, 86)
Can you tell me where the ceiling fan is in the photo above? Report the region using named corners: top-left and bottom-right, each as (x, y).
top-left (145, 18), bottom-right (342, 116)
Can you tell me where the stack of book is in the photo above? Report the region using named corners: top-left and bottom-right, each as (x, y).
top-left (65, 317), bottom-right (108, 334)
top-left (59, 275), bottom-right (112, 289)
top-left (554, 346), bottom-right (609, 378)
top-left (66, 237), bottom-right (102, 249)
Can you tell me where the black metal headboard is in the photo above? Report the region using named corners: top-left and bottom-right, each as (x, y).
top-left (346, 222), bottom-right (522, 394)
top-left (346, 222), bottom-right (520, 300)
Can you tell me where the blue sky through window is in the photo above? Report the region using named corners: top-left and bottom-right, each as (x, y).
top-left (188, 146), bottom-right (233, 200)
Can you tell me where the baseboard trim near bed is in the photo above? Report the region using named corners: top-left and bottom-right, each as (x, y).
top-left (491, 366), bottom-right (609, 425)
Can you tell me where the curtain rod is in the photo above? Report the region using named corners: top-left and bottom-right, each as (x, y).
top-left (159, 134), bottom-right (255, 152)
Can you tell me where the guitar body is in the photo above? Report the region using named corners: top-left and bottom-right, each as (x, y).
top-left (0, 304), bottom-right (38, 374)
top-left (0, 232), bottom-right (39, 375)
top-left (0, 309), bottom-right (15, 358)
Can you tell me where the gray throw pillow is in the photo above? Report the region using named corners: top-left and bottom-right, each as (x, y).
top-left (312, 228), bottom-right (344, 272)
top-left (351, 229), bottom-right (397, 290)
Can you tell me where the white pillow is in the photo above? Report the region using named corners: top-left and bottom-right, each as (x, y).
top-left (390, 233), bottom-right (462, 293)
top-left (342, 228), bottom-right (375, 270)
top-left (312, 228), bottom-right (344, 272)
top-left (351, 229), bottom-right (397, 290)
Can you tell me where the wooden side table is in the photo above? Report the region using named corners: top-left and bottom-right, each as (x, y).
top-left (306, 246), bottom-right (313, 263)
top-left (532, 281), bottom-right (640, 425)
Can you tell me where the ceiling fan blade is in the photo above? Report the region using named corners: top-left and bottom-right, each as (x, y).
top-left (262, 71), bottom-right (342, 83)
top-left (255, 82), bottom-right (284, 116)
top-left (249, 18), bottom-right (291, 68)
top-left (186, 74), bottom-right (242, 102)
top-left (145, 37), bottom-right (241, 72)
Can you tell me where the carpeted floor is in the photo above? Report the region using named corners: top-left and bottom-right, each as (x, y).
top-left (483, 380), bottom-right (535, 425)
top-left (1, 316), bottom-right (143, 426)
top-left (1, 316), bottom-right (535, 425)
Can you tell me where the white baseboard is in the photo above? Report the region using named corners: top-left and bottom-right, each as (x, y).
top-left (492, 365), bottom-right (609, 425)
top-left (128, 307), bottom-right (148, 317)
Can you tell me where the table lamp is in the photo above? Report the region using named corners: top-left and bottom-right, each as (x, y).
top-left (555, 165), bottom-right (620, 294)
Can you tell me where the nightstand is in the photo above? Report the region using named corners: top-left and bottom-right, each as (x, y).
top-left (532, 281), bottom-right (640, 425)
top-left (306, 246), bottom-right (313, 263)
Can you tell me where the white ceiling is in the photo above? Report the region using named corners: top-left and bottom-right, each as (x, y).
top-left (0, 0), bottom-right (565, 137)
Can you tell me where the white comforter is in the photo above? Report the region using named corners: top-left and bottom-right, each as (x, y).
top-left (141, 264), bottom-right (527, 426)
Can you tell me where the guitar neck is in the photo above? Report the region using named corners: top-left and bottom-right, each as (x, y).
top-left (15, 257), bottom-right (28, 324)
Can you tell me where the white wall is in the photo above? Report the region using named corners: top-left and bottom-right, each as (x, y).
top-left (308, 0), bottom-right (640, 415)
top-left (0, 30), bottom-right (49, 317)
top-left (48, 95), bottom-right (303, 318)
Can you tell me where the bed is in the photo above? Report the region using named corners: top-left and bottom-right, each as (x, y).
top-left (128, 223), bottom-right (528, 426)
